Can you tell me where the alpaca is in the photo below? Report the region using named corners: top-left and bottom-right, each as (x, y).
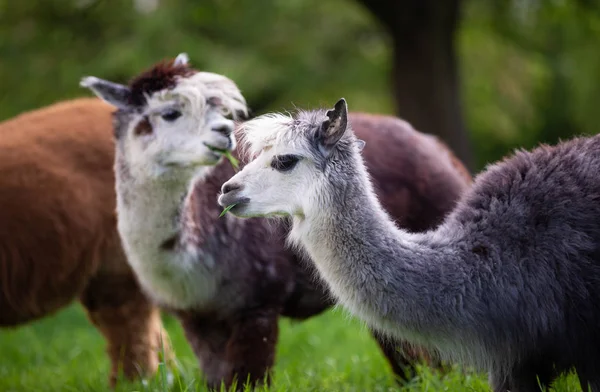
top-left (0, 98), bottom-right (172, 386)
top-left (80, 54), bottom-right (471, 389)
top-left (219, 98), bottom-right (600, 392)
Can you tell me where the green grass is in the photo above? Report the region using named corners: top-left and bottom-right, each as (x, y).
top-left (0, 305), bottom-right (584, 392)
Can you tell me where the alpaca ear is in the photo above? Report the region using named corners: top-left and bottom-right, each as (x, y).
top-left (356, 139), bottom-right (366, 152)
top-left (316, 98), bottom-right (348, 156)
top-left (80, 76), bottom-right (132, 110)
top-left (174, 53), bottom-right (190, 66)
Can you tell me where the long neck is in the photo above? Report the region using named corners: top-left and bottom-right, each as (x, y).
top-left (115, 163), bottom-right (193, 249)
top-left (115, 159), bottom-right (231, 253)
top-left (290, 155), bottom-right (472, 346)
top-left (113, 153), bottom-right (233, 310)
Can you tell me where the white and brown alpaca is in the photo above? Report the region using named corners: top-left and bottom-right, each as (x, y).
top-left (219, 98), bottom-right (600, 392)
top-left (81, 54), bottom-right (471, 389)
top-left (0, 97), bottom-right (172, 386)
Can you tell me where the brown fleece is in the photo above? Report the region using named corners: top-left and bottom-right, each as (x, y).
top-left (0, 98), bottom-right (172, 386)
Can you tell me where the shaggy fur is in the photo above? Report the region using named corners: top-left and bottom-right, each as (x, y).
top-left (221, 99), bottom-right (600, 392)
top-left (0, 98), bottom-right (173, 387)
top-left (82, 57), bottom-right (471, 390)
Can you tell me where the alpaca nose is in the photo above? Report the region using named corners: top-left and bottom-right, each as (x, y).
top-left (212, 123), bottom-right (233, 137)
top-left (222, 182), bottom-right (243, 195)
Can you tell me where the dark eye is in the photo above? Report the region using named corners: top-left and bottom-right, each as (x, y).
top-left (271, 154), bottom-right (300, 172)
top-left (161, 109), bottom-right (182, 122)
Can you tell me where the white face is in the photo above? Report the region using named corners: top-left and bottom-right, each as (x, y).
top-left (218, 99), bottom-right (354, 218)
top-left (81, 61), bottom-right (247, 183)
top-left (121, 93), bottom-right (236, 181)
top-left (219, 144), bottom-right (319, 218)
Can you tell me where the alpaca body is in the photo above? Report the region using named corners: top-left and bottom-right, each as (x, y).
top-left (0, 98), bottom-right (172, 386)
top-left (82, 56), bottom-right (471, 389)
top-left (291, 133), bottom-right (600, 381)
top-left (220, 99), bottom-right (600, 391)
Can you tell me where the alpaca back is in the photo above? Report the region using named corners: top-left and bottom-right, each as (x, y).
top-left (0, 98), bottom-right (120, 325)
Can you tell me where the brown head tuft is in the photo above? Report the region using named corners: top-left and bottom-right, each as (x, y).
top-left (128, 58), bottom-right (197, 107)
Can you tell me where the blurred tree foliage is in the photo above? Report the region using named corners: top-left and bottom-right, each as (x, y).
top-left (357, 0), bottom-right (473, 169)
top-left (463, 0), bottom-right (600, 169)
top-left (1, 0), bottom-right (600, 171)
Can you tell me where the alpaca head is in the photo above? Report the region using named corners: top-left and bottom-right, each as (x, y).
top-left (80, 53), bottom-right (248, 182)
top-left (218, 98), bottom-right (365, 218)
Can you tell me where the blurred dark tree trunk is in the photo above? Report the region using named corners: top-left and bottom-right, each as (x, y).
top-left (357, 0), bottom-right (473, 171)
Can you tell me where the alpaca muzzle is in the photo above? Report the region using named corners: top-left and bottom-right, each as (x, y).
top-left (218, 181), bottom-right (249, 209)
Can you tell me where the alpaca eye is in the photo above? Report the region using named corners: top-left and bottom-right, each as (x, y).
top-left (271, 155), bottom-right (300, 172)
top-left (161, 109), bottom-right (182, 122)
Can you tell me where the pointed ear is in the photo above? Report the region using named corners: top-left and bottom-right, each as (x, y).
top-left (356, 139), bottom-right (366, 152)
top-left (174, 53), bottom-right (190, 66)
top-left (316, 98), bottom-right (348, 156)
top-left (79, 76), bottom-right (132, 110)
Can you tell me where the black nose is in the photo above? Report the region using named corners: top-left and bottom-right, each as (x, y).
top-left (222, 182), bottom-right (242, 194)
top-left (212, 124), bottom-right (232, 137)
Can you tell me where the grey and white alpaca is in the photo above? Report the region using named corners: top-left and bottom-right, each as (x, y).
top-left (81, 55), bottom-right (472, 389)
top-left (219, 98), bottom-right (600, 392)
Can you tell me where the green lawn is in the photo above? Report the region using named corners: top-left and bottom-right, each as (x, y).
top-left (0, 305), bottom-right (583, 392)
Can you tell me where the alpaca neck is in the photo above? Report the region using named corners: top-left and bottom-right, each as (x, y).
top-left (116, 167), bottom-right (197, 248)
top-left (289, 156), bottom-right (470, 347)
top-left (114, 157), bottom-right (219, 310)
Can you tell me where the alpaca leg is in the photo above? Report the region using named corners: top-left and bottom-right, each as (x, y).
top-left (178, 316), bottom-right (233, 390)
top-left (178, 311), bottom-right (278, 391)
top-left (577, 367), bottom-right (600, 392)
top-left (80, 272), bottom-right (173, 387)
top-left (489, 363), bottom-right (555, 392)
top-left (369, 329), bottom-right (441, 382)
top-left (579, 379), bottom-right (600, 392)
top-left (510, 362), bottom-right (555, 392)
top-left (488, 371), bottom-right (510, 392)
top-left (226, 310), bottom-right (279, 389)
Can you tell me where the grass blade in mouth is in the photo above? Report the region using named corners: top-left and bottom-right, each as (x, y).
top-left (219, 203), bottom-right (238, 218)
top-left (223, 150), bottom-right (239, 171)
top-left (206, 145), bottom-right (239, 172)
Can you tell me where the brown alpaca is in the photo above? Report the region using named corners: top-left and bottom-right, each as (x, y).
top-left (81, 54), bottom-right (472, 390)
top-left (0, 98), bottom-right (173, 386)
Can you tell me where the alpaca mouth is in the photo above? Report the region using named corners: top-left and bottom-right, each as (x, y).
top-left (204, 142), bottom-right (232, 155)
top-left (204, 142), bottom-right (240, 171)
top-left (218, 200), bottom-right (250, 217)
top-left (219, 199), bottom-right (250, 217)
top-left (217, 193), bottom-right (249, 210)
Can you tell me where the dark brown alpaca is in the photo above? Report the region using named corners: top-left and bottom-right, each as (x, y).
top-left (0, 98), bottom-right (173, 386)
top-left (81, 54), bottom-right (471, 390)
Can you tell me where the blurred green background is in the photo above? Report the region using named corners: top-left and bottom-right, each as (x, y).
top-left (1, 1), bottom-right (599, 390)
top-left (1, 0), bottom-right (600, 171)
